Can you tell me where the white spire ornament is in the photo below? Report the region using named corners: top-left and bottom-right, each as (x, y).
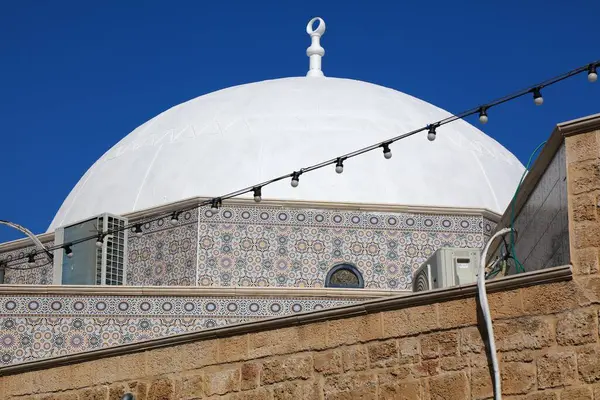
top-left (306, 17), bottom-right (326, 77)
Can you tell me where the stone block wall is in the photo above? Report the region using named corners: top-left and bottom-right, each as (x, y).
top-left (565, 123), bottom-right (600, 303)
top-left (1, 277), bottom-right (599, 400)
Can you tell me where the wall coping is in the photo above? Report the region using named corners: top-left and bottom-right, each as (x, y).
top-left (0, 264), bottom-right (572, 377)
top-left (0, 285), bottom-right (403, 299)
top-left (556, 112), bottom-right (600, 137)
top-left (0, 198), bottom-right (500, 257)
top-left (124, 197), bottom-right (502, 223)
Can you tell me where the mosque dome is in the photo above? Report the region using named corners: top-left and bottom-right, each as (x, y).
top-left (48, 18), bottom-right (524, 232)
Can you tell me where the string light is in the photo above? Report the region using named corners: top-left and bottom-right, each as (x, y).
top-left (4, 59), bottom-right (598, 268)
top-left (253, 187), bottom-right (262, 203)
top-left (170, 212), bottom-right (180, 225)
top-left (589, 64), bottom-right (598, 83)
top-left (335, 158), bottom-right (344, 174)
top-left (64, 245), bottom-right (73, 258)
top-left (291, 172), bottom-right (301, 187)
top-left (133, 224), bottom-right (143, 238)
top-left (95, 233), bottom-right (104, 248)
top-left (478, 107), bottom-right (489, 124)
top-left (381, 143), bottom-right (392, 159)
top-left (532, 87), bottom-right (544, 105)
top-left (427, 125), bottom-right (437, 141)
top-left (210, 198), bottom-right (221, 214)
top-left (27, 253), bottom-right (36, 267)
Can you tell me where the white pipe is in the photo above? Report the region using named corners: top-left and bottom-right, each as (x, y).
top-left (479, 227), bottom-right (512, 400)
top-left (0, 219), bottom-right (53, 263)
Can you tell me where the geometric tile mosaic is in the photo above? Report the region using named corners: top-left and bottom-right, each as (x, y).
top-left (197, 207), bottom-right (490, 290)
top-left (127, 209), bottom-right (198, 286)
top-left (1, 206), bottom-right (494, 290)
top-left (1, 241), bottom-right (54, 285)
top-left (0, 293), bottom-right (365, 366)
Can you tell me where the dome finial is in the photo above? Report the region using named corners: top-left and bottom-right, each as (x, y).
top-left (306, 17), bottom-right (326, 77)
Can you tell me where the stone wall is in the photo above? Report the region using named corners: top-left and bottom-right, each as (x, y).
top-left (1, 276), bottom-right (599, 400)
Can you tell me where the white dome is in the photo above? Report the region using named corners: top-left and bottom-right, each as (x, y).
top-left (48, 77), bottom-right (524, 231)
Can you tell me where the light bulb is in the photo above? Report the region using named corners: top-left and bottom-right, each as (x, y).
top-left (170, 212), bottom-right (179, 225)
top-left (427, 125), bottom-right (437, 142)
top-left (335, 158), bottom-right (344, 174)
top-left (133, 224), bottom-right (143, 238)
top-left (478, 107), bottom-right (488, 124)
top-left (64, 245), bottom-right (73, 258)
top-left (291, 172), bottom-right (300, 187)
top-left (95, 235), bottom-right (104, 248)
top-left (382, 143), bottom-right (392, 159)
top-left (210, 199), bottom-right (220, 213)
top-left (588, 65), bottom-right (598, 83)
top-left (533, 88), bottom-right (543, 106)
top-left (253, 187), bottom-right (262, 203)
top-left (27, 253), bottom-right (36, 266)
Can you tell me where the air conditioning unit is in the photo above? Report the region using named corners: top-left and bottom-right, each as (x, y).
top-left (53, 213), bottom-right (128, 285)
top-left (412, 247), bottom-right (480, 292)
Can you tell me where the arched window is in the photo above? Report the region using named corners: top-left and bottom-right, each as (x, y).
top-left (325, 264), bottom-right (364, 288)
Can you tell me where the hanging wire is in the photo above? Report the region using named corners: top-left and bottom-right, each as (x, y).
top-left (2, 60), bottom-right (598, 268)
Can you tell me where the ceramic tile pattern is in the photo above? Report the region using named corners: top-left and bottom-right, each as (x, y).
top-left (0, 293), bottom-right (364, 366)
top-left (512, 144), bottom-right (569, 270)
top-left (2, 207), bottom-right (491, 290)
top-left (1, 242), bottom-right (54, 285)
top-left (195, 206), bottom-right (489, 290)
top-left (127, 209), bottom-right (198, 286)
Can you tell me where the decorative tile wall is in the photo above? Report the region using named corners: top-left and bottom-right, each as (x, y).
top-left (483, 218), bottom-right (497, 241)
top-left (0, 293), bottom-right (364, 366)
top-left (197, 207), bottom-right (488, 290)
top-left (1, 242), bottom-right (54, 285)
top-left (127, 209), bottom-right (198, 286)
top-left (512, 144), bottom-right (569, 271)
top-left (3, 207), bottom-right (492, 290)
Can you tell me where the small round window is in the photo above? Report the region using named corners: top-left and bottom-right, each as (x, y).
top-left (325, 264), bottom-right (364, 288)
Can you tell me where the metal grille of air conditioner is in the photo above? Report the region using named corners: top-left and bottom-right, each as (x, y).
top-left (413, 268), bottom-right (429, 292)
top-left (96, 215), bottom-right (127, 285)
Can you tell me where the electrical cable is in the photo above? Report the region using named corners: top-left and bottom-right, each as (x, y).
top-left (0, 259), bottom-right (52, 271)
top-left (509, 140), bottom-right (548, 273)
top-left (2, 60), bottom-right (598, 267)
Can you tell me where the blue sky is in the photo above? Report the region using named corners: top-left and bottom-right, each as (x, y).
top-left (0, 0), bottom-right (598, 242)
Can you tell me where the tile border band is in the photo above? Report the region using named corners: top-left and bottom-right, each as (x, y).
top-left (0, 264), bottom-right (572, 377)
